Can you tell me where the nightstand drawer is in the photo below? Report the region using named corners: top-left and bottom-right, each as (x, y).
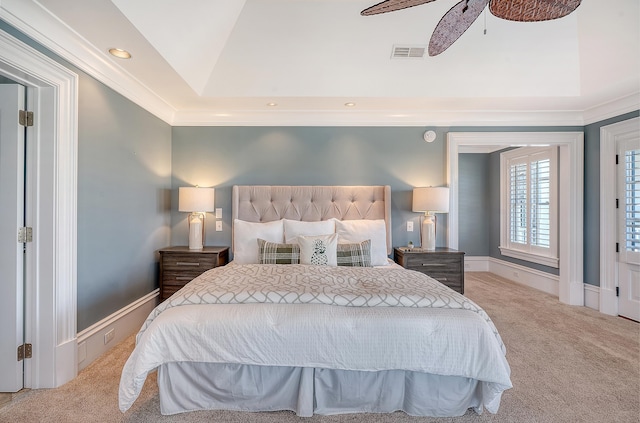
top-left (403, 255), bottom-right (460, 269)
top-left (162, 270), bottom-right (203, 286)
top-left (162, 254), bottom-right (216, 271)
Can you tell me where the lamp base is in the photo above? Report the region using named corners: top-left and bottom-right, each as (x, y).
top-left (188, 213), bottom-right (204, 250)
top-left (421, 213), bottom-right (436, 251)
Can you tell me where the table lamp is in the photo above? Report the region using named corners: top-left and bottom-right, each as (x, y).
top-left (412, 187), bottom-right (449, 251)
top-left (178, 186), bottom-right (215, 250)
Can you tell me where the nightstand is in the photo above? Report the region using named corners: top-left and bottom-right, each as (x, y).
top-left (158, 246), bottom-right (229, 301)
top-left (394, 247), bottom-right (465, 294)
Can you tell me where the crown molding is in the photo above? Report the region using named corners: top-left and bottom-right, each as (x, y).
top-left (171, 109), bottom-right (587, 127)
top-left (582, 92), bottom-right (640, 125)
top-left (0, 0), bottom-right (176, 124)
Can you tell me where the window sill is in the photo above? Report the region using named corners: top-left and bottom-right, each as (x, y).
top-left (499, 246), bottom-right (559, 268)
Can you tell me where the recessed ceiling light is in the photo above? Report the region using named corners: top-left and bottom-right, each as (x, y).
top-left (267, 102), bottom-right (277, 107)
top-left (108, 48), bottom-right (132, 59)
top-left (344, 102), bottom-right (356, 107)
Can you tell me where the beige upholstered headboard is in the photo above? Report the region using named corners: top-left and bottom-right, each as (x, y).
top-left (232, 185), bottom-right (392, 254)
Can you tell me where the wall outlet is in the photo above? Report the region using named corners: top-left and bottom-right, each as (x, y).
top-left (104, 328), bottom-right (115, 345)
top-left (215, 221), bottom-right (222, 231)
top-left (407, 221), bottom-right (414, 232)
top-left (215, 208), bottom-right (222, 219)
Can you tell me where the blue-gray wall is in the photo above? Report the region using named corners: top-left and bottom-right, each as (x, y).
top-left (0, 22), bottom-right (173, 331)
top-left (170, 126), bottom-right (585, 269)
top-left (170, 127), bottom-right (449, 251)
top-left (458, 153), bottom-right (490, 256)
top-left (77, 73), bottom-right (172, 331)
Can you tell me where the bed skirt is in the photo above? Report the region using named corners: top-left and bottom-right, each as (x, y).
top-left (158, 362), bottom-right (493, 417)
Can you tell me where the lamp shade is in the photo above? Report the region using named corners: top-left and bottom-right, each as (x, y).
top-left (412, 187), bottom-right (449, 213)
top-left (178, 187), bottom-right (215, 212)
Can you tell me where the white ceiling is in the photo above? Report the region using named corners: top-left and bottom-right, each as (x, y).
top-left (1, 0), bottom-right (638, 126)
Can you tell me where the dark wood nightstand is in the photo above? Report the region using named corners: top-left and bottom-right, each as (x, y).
top-left (158, 246), bottom-right (229, 301)
top-left (394, 247), bottom-right (465, 294)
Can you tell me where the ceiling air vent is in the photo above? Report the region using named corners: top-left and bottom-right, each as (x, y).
top-left (391, 45), bottom-right (427, 59)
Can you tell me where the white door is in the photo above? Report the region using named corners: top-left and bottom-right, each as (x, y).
top-left (0, 84), bottom-right (25, 392)
top-left (618, 137), bottom-right (640, 321)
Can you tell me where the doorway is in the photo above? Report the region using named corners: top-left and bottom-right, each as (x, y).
top-left (600, 117), bottom-right (640, 319)
top-left (0, 29), bottom-right (78, 388)
top-left (447, 131), bottom-right (585, 306)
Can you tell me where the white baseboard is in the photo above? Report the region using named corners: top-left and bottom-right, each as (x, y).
top-left (467, 256), bottom-right (603, 312)
top-left (76, 289), bottom-right (159, 371)
top-left (583, 284), bottom-right (600, 311)
top-left (463, 256), bottom-right (490, 272)
top-left (465, 257), bottom-right (561, 296)
top-left (488, 257), bottom-right (560, 296)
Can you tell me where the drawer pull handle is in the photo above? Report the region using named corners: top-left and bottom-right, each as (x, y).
top-left (175, 276), bottom-right (193, 281)
top-left (422, 263), bottom-right (445, 267)
top-left (176, 262), bottom-right (200, 267)
top-left (436, 277), bottom-right (448, 281)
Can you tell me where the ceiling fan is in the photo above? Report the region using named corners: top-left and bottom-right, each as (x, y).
top-left (361, 0), bottom-right (582, 56)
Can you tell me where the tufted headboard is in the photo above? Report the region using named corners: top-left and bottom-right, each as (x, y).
top-left (232, 185), bottom-right (392, 254)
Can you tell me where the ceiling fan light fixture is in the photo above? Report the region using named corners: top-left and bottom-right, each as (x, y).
top-left (108, 48), bottom-right (132, 59)
top-left (362, 0), bottom-right (581, 56)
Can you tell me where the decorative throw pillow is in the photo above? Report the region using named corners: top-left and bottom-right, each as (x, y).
top-left (283, 219), bottom-right (335, 244)
top-left (298, 234), bottom-right (338, 266)
top-left (334, 219), bottom-right (389, 266)
top-left (257, 239), bottom-right (300, 264)
top-left (337, 240), bottom-right (372, 267)
top-left (233, 219), bottom-right (284, 264)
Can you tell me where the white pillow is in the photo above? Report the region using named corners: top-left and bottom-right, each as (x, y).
top-left (298, 234), bottom-right (338, 266)
top-left (284, 219), bottom-right (335, 243)
top-left (334, 219), bottom-right (389, 266)
top-left (233, 219), bottom-right (284, 264)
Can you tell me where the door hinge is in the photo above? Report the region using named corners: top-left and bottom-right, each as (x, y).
top-left (18, 227), bottom-right (33, 243)
top-left (17, 343), bottom-right (32, 361)
top-left (616, 198), bottom-right (619, 209)
top-left (615, 154), bottom-right (619, 165)
top-left (616, 286), bottom-right (620, 297)
top-left (616, 242), bottom-right (619, 253)
top-left (19, 110), bottom-right (34, 127)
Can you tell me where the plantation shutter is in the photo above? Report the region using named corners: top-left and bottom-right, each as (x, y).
top-left (509, 162), bottom-right (527, 244)
top-left (624, 148), bottom-right (640, 252)
top-left (530, 158), bottom-right (551, 248)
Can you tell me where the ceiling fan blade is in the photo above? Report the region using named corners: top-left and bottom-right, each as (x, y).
top-left (489, 0), bottom-right (581, 22)
top-left (361, 0), bottom-right (437, 16)
top-left (429, 0), bottom-right (489, 56)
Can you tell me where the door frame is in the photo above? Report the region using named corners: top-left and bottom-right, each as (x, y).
top-left (600, 117), bottom-right (640, 316)
top-left (0, 30), bottom-right (78, 388)
top-left (447, 131), bottom-right (585, 306)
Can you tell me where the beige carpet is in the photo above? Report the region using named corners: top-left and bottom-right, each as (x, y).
top-left (1, 272), bottom-right (638, 423)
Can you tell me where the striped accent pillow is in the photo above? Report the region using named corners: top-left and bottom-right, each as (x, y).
top-left (337, 239), bottom-right (372, 267)
top-left (257, 239), bottom-right (300, 264)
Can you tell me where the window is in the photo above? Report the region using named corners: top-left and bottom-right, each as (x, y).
top-left (500, 147), bottom-right (558, 267)
top-left (624, 148), bottom-right (640, 253)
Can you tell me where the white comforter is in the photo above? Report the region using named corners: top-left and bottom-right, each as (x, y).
top-left (119, 263), bottom-right (512, 413)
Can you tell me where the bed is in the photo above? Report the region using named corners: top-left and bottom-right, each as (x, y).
top-left (119, 185), bottom-right (512, 417)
